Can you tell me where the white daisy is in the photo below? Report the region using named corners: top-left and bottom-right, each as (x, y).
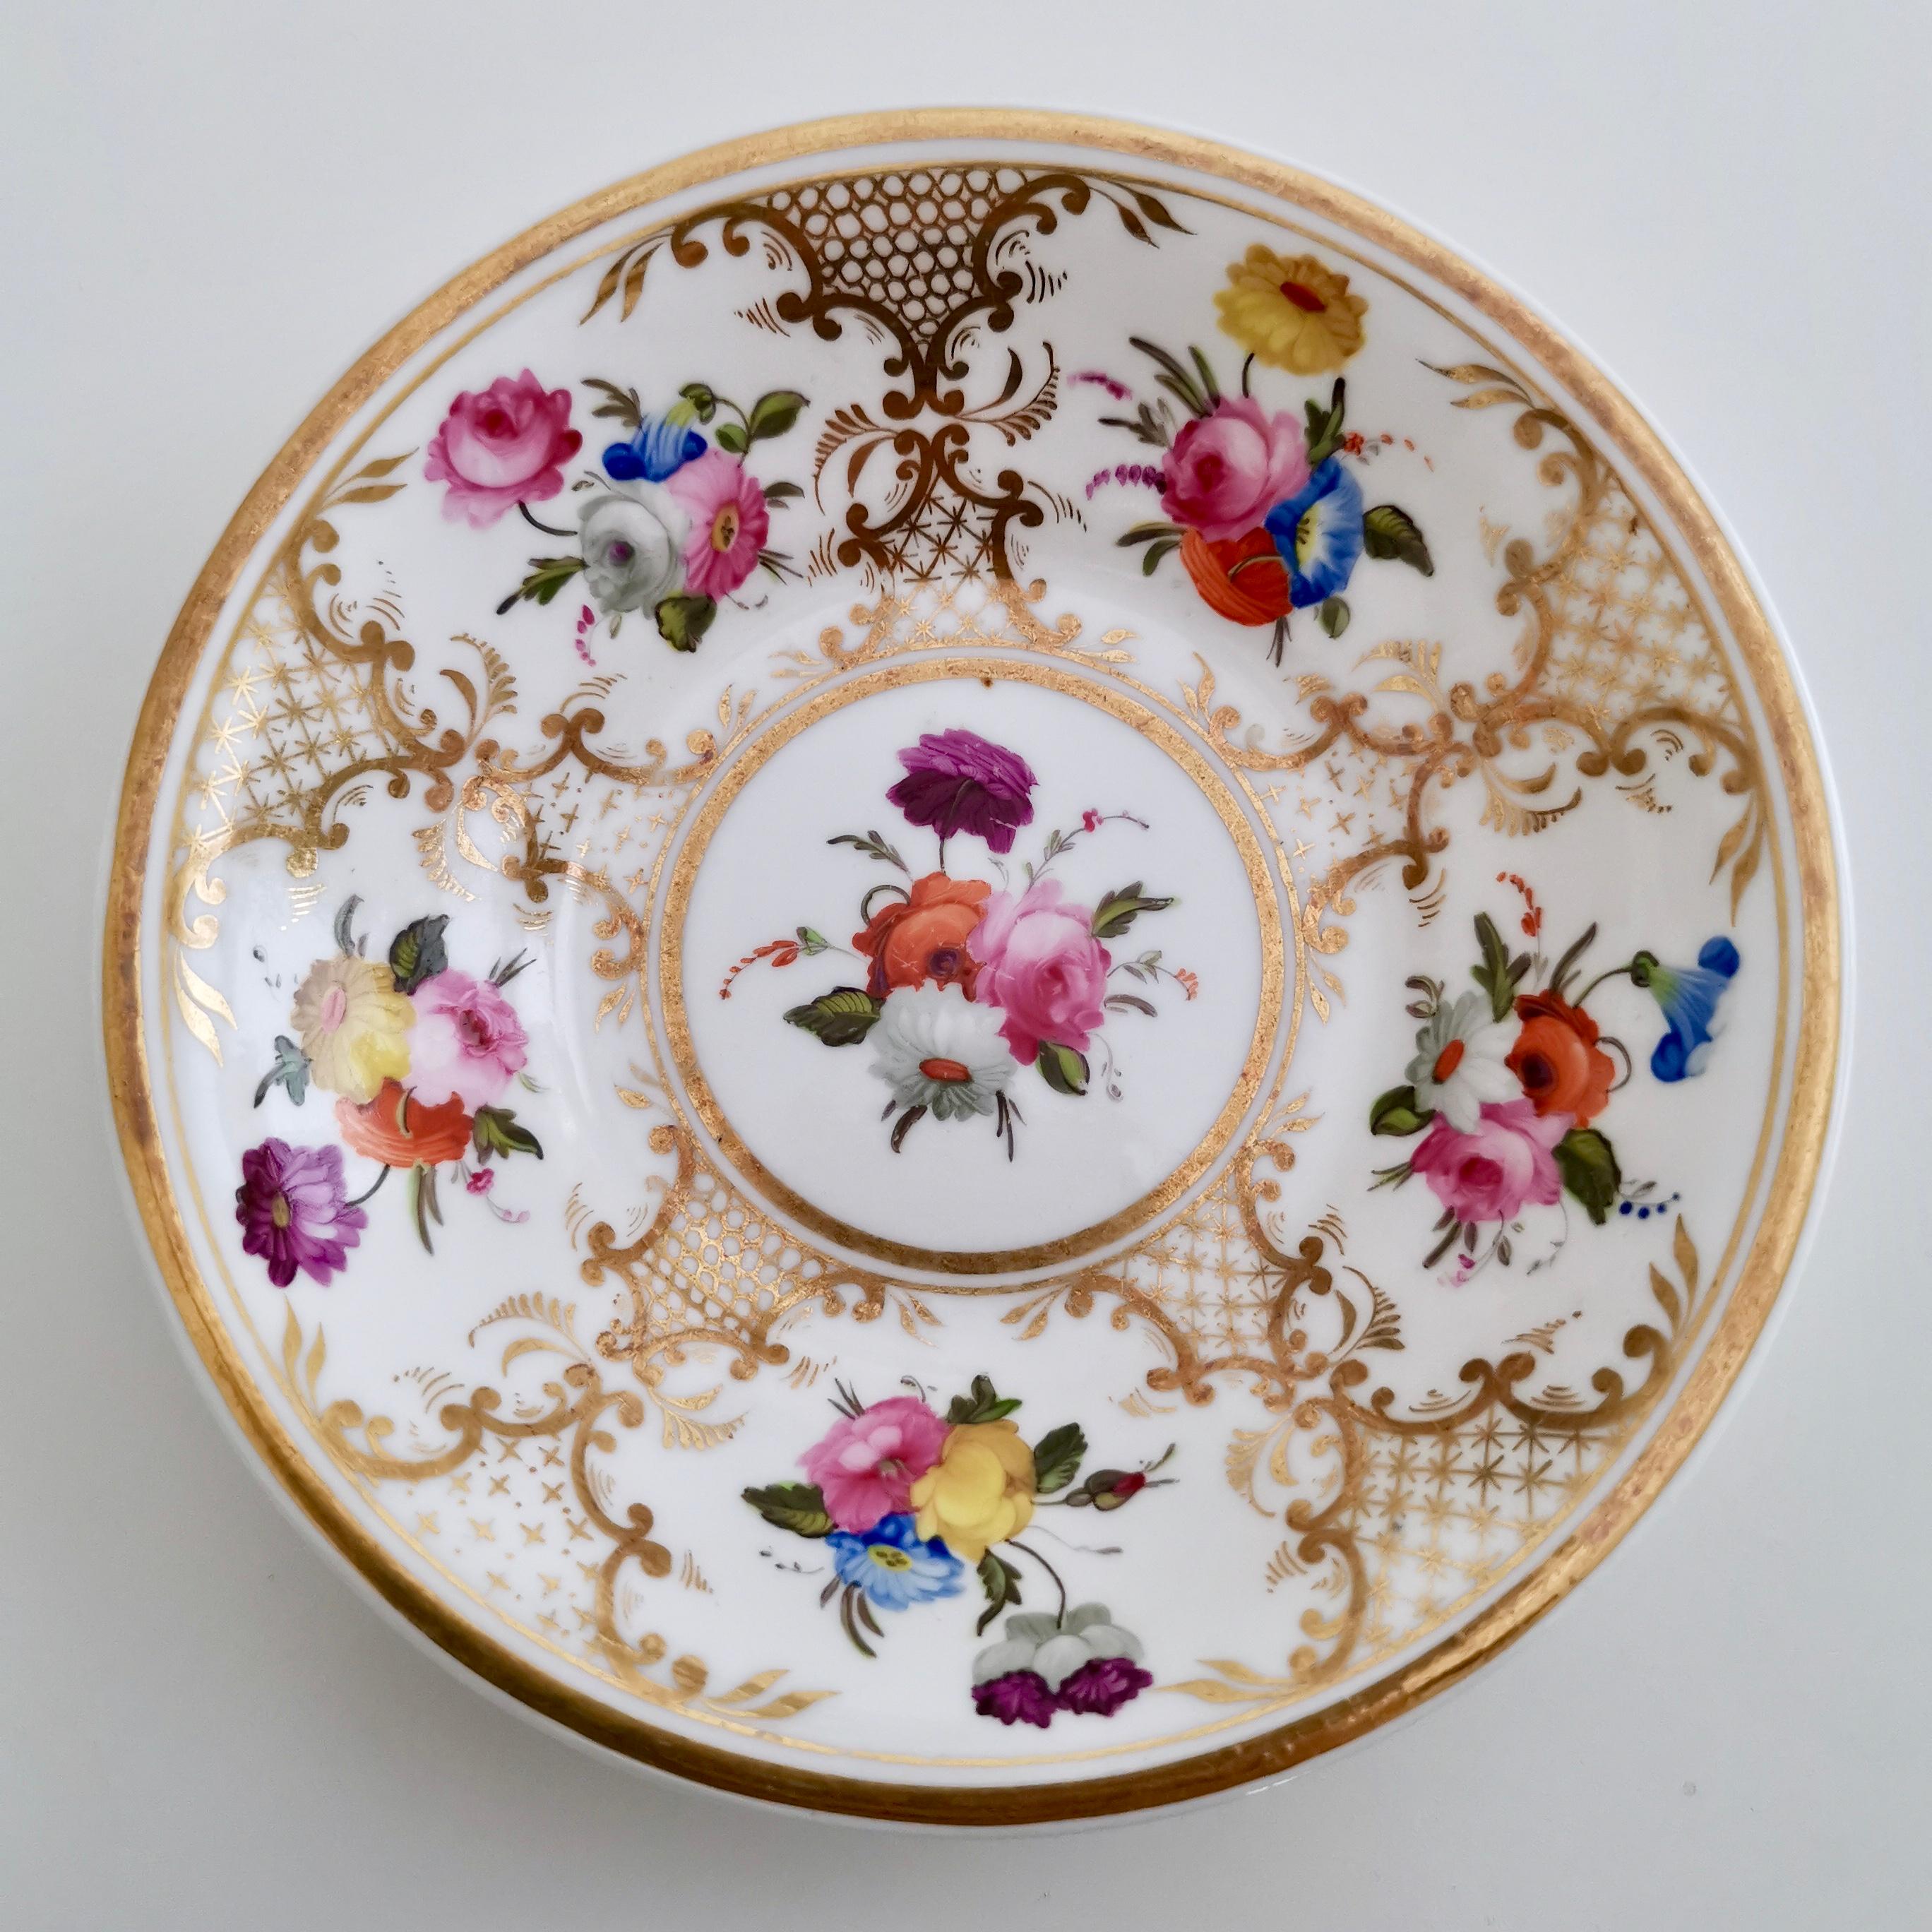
top-left (870, 984), bottom-right (1014, 1121)
top-left (1405, 991), bottom-right (1519, 1131)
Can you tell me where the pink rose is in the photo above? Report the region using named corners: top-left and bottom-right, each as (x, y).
top-left (801, 1396), bottom-right (950, 1533)
top-left (1409, 1098), bottom-right (1569, 1225)
top-left (1159, 396), bottom-right (1310, 542)
top-left (424, 370), bottom-right (583, 527)
top-left (969, 881), bottom-right (1111, 1066)
top-left (408, 970), bottom-right (528, 1112)
top-left (664, 451), bottom-right (770, 598)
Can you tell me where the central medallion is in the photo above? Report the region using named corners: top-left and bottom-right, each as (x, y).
top-left (657, 655), bottom-right (1287, 1275)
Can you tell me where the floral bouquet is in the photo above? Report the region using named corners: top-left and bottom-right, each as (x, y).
top-left (236, 898), bottom-right (544, 1284)
top-left (744, 1373), bottom-right (1172, 1728)
top-left (1369, 875), bottom-right (1739, 1277)
top-left (724, 727), bottom-right (1200, 1157)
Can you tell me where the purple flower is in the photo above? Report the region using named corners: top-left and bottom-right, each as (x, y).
top-left (886, 729), bottom-right (1037, 856)
top-left (972, 1669), bottom-right (1059, 1729)
top-left (234, 1138), bottom-right (366, 1289)
top-left (1055, 1654), bottom-right (1153, 1717)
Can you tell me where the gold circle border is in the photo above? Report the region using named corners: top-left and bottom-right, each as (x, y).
top-left (657, 655), bottom-right (1287, 1277)
top-left (103, 110), bottom-right (1841, 1826)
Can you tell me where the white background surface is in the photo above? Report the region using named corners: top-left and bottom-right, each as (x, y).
top-left (3, 3), bottom-right (1925, 1923)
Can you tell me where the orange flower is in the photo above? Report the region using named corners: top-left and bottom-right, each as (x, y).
top-left (852, 873), bottom-right (991, 998)
top-left (1180, 528), bottom-right (1291, 626)
top-left (335, 1079), bottom-right (473, 1169)
top-left (1507, 992), bottom-right (1615, 1127)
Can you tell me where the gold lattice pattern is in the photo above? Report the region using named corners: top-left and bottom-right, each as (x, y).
top-left (1107, 1181), bottom-right (1290, 1356)
top-left (763, 168), bottom-right (1037, 341)
top-left (179, 587), bottom-right (402, 853)
top-left (1542, 475), bottom-right (1736, 730)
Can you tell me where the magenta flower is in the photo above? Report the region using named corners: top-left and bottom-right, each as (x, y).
top-left (408, 970), bottom-right (529, 1113)
top-left (1056, 1654), bottom-right (1153, 1716)
top-left (664, 451), bottom-right (770, 599)
top-left (424, 370), bottom-right (582, 527)
top-left (800, 1396), bottom-right (950, 1534)
top-left (886, 729), bottom-right (1037, 856)
top-left (1159, 395), bottom-right (1310, 543)
top-left (234, 1139), bottom-right (366, 1289)
top-left (972, 1670), bottom-right (1059, 1729)
top-left (968, 880), bottom-right (1112, 1066)
top-left (1409, 1097), bottom-right (1568, 1226)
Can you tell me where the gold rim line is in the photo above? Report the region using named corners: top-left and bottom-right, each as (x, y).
top-left (656, 655), bottom-right (1288, 1277)
top-left (102, 109), bottom-right (1840, 1827)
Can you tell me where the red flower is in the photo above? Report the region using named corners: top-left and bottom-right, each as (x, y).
top-left (1508, 990), bottom-right (1615, 1127)
top-left (335, 1080), bottom-right (472, 1169)
top-left (1179, 528), bottom-right (1292, 625)
top-left (852, 873), bottom-right (991, 998)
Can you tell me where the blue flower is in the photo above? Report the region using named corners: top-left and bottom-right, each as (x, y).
top-left (603, 412), bottom-right (705, 484)
top-left (825, 1513), bottom-right (965, 1611)
top-left (1264, 458), bottom-right (1364, 608)
top-left (1633, 938), bottom-right (1739, 1081)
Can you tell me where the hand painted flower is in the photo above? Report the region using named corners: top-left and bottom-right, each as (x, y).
top-left (1405, 992), bottom-right (1521, 1132)
top-left (886, 729), bottom-right (1037, 856)
top-left (407, 970), bottom-right (528, 1113)
top-left (664, 451), bottom-right (770, 599)
top-left (852, 871), bottom-right (991, 997)
top-left (1508, 990), bottom-right (1615, 1127)
top-left (1179, 527), bottom-right (1291, 626)
top-left (1158, 395), bottom-right (1310, 542)
top-left (578, 486), bottom-right (688, 614)
top-left (334, 1079), bottom-right (473, 1169)
top-left (424, 370), bottom-right (582, 527)
top-left (1634, 938), bottom-right (1739, 1081)
top-left (968, 881), bottom-right (1111, 1068)
top-left (234, 1138), bottom-right (366, 1289)
top-left (972, 1606), bottom-right (1150, 1726)
top-left (909, 1419), bottom-right (1035, 1563)
top-left (869, 984), bottom-right (1014, 1122)
top-left (290, 955), bottom-right (415, 1104)
top-left (602, 411), bottom-right (705, 484)
top-left (801, 1395), bottom-right (951, 1533)
top-left (1410, 1097), bottom-right (1568, 1226)
top-left (1214, 246), bottom-right (1368, 374)
top-left (825, 1513), bottom-right (965, 1610)
top-left (1265, 458), bottom-right (1365, 609)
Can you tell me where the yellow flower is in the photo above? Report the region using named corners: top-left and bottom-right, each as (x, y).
top-left (290, 954), bottom-right (415, 1102)
top-left (910, 1421), bottom-right (1035, 1563)
top-left (1215, 246), bottom-right (1367, 374)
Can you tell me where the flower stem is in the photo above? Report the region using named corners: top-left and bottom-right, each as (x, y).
top-left (518, 501), bottom-right (573, 539)
top-left (344, 1165), bottom-right (390, 1208)
top-left (1008, 1538), bottom-right (1068, 1623)
top-left (1573, 962), bottom-right (1636, 1007)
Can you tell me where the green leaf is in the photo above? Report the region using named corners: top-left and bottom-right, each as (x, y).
top-left (655, 593), bottom-right (717, 653)
top-left (1032, 1422), bottom-right (1087, 1495)
top-left (1471, 912), bottom-right (1522, 1022)
top-left (1362, 503), bottom-right (1434, 576)
top-left (332, 894), bottom-right (362, 957)
top-left (1547, 923), bottom-right (1599, 999)
top-left (678, 381), bottom-right (717, 422)
top-left (741, 1481), bottom-right (833, 1538)
top-left (974, 1551), bottom-right (1023, 1636)
top-left (1369, 1084), bottom-right (1435, 1137)
top-left (1304, 378), bottom-right (1347, 463)
top-left (762, 479), bottom-right (804, 503)
top-left (472, 1105), bottom-right (543, 1162)
top-left (1035, 1040), bottom-right (1090, 1097)
top-left (583, 378), bottom-right (643, 428)
top-left (1090, 882), bottom-right (1176, 940)
top-left (496, 554), bottom-right (584, 616)
top-left (252, 1035), bottom-right (311, 1109)
top-left (1317, 596), bottom-right (1351, 638)
top-left (1140, 536), bottom-right (1180, 576)
top-left (386, 914), bottom-right (448, 995)
top-left (783, 986), bottom-right (883, 1046)
top-left (1116, 520), bottom-right (1184, 547)
top-left (746, 389), bottom-right (809, 443)
top-left (714, 420), bottom-right (749, 455)
top-left (794, 926), bottom-right (830, 956)
top-left (1555, 1128), bottom-right (1621, 1224)
top-left (948, 1374), bottom-right (1023, 1426)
